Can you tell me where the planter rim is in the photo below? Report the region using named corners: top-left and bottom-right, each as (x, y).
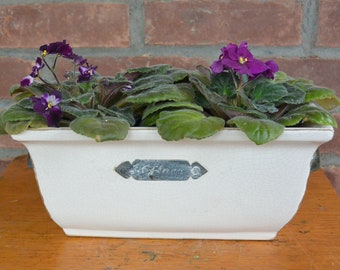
top-left (11, 126), bottom-right (334, 143)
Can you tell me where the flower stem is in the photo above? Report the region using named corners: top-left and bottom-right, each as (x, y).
top-left (41, 55), bottom-right (62, 86)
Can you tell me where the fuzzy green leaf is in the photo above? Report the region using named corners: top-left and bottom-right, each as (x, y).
top-left (10, 83), bottom-right (50, 97)
top-left (0, 112), bottom-right (6, 134)
top-left (278, 105), bottom-right (337, 127)
top-left (251, 81), bottom-right (288, 103)
top-left (168, 68), bottom-right (190, 82)
top-left (142, 101), bottom-right (203, 120)
top-left (130, 74), bottom-right (174, 93)
top-left (76, 92), bottom-right (95, 104)
top-left (278, 85), bottom-right (306, 104)
top-left (70, 116), bottom-right (130, 142)
top-left (98, 105), bottom-right (135, 126)
top-left (2, 104), bottom-right (37, 122)
top-left (273, 71), bottom-right (290, 83)
top-left (156, 109), bottom-right (225, 141)
top-left (315, 96), bottom-right (340, 111)
top-left (210, 72), bottom-right (236, 97)
top-left (60, 105), bottom-right (99, 118)
top-left (227, 116), bottom-right (285, 145)
top-left (304, 86), bottom-right (335, 103)
top-left (124, 64), bottom-right (170, 75)
top-left (125, 84), bottom-right (195, 104)
top-left (5, 121), bottom-right (31, 134)
top-left (142, 102), bottom-right (203, 126)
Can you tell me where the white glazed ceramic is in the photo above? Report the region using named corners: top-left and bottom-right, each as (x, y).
top-left (12, 127), bottom-right (334, 240)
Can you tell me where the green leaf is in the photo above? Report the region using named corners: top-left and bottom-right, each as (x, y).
top-left (168, 68), bottom-right (190, 82)
top-left (251, 81), bottom-right (288, 103)
top-left (5, 121), bottom-right (31, 134)
top-left (9, 84), bottom-right (24, 96)
top-left (16, 98), bottom-right (34, 109)
top-left (125, 84), bottom-right (195, 104)
top-left (273, 71), bottom-right (290, 83)
top-left (130, 74), bottom-right (174, 94)
top-left (190, 76), bottom-right (228, 105)
top-left (278, 85), bottom-right (306, 104)
top-left (252, 102), bottom-right (279, 113)
top-left (12, 91), bottom-right (34, 102)
top-left (11, 82), bottom-right (52, 97)
top-left (286, 77), bottom-right (313, 86)
top-left (70, 116), bottom-right (130, 142)
top-left (141, 102), bottom-right (203, 126)
top-left (125, 64), bottom-right (170, 75)
top-left (142, 101), bottom-right (203, 120)
top-left (75, 92), bottom-right (95, 105)
top-left (98, 105), bottom-right (135, 126)
top-left (217, 103), bottom-right (269, 119)
top-left (3, 111), bottom-right (46, 134)
top-left (315, 96), bottom-right (340, 111)
top-left (156, 109), bottom-right (225, 141)
top-left (29, 117), bottom-right (48, 129)
top-left (227, 116), bottom-right (285, 145)
top-left (278, 105), bottom-right (337, 127)
top-left (0, 111), bottom-right (6, 134)
top-left (2, 104), bottom-right (37, 122)
top-left (210, 72), bottom-right (236, 97)
top-left (304, 86), bottom-right (335, 103)
top-left (276, 111), bottom-right (305, 126)
top-left (191, 65), bottom-right (212, 86)
top-left (60, 105), bottom-right (100, 118)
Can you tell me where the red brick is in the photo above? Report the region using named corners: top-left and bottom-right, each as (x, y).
top-left (0, 134), bottom-right (25, 149)
top-left (0, 3), bottom-right (129, 48)
top-left (274, 58), bottom-right (340, 97)
top-left (0, 134), bottom-right (26, 175)
top-left (145, 0), bottom-right (302, 46)
top-left (319, 114), bottom-right (340, 156)
top-left (316, 0), bottom-right (340, 47)
top-left (0, 57), bottom-right (32, 98)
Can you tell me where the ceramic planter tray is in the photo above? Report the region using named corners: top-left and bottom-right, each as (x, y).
top-left (12, 127), bottom-right (334, 240)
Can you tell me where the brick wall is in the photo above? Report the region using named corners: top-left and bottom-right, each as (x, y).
top-left (0, 0), bottom-right (339, 191)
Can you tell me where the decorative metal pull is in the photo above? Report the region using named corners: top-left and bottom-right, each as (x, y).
top-left (115, 160), bottom-right (207, 181)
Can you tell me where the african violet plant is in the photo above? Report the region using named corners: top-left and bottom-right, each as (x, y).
top-left (0, 40), bottom-right (338, 144)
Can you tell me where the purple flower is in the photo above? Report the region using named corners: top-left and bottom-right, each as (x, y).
top-left (72, 54), bottom-right (87, 66)
top-left (262, 60), bottom-right (279, 79)
top-left (20, 57), bottom-right (45, 87)
top-left (30, 57), bottom-right (45, 77)
top-left (211, 42), bottom-right (268, 77)
top-left (20, 76), bottom-right (34, 87)
top-left (39, 40), bottom-right (73, 59)
top-left (78, 64), bottom-right (97, 82)
top-left (31, 91), bottom-right (62, 127)
top-left (210, 45), bottom-right (232, 74)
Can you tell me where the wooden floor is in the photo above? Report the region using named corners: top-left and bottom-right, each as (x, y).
top-left (0, 155), bottom-right (339, 270)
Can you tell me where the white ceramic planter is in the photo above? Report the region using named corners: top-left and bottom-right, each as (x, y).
top-left (12, 127), bottom-right (334, 240)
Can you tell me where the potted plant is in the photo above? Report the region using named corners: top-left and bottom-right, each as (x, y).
top-left (0, 40), bottom-right (338, 240)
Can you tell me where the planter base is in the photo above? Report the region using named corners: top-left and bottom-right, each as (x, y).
top-left (64, 228), bottom-right (277, 240)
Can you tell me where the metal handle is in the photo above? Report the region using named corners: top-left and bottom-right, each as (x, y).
top-left (115, 159), bottom-right (207, 181)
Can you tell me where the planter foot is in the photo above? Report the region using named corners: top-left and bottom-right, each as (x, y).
top-left (63, 228), bottom-right (277, 240)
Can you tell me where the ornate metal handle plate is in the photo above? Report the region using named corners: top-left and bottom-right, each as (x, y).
top-left (115, 159), bottom-right (207, 181)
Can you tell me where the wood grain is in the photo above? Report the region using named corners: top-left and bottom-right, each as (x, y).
top-left (1, 155), bottom-right (339, 270)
